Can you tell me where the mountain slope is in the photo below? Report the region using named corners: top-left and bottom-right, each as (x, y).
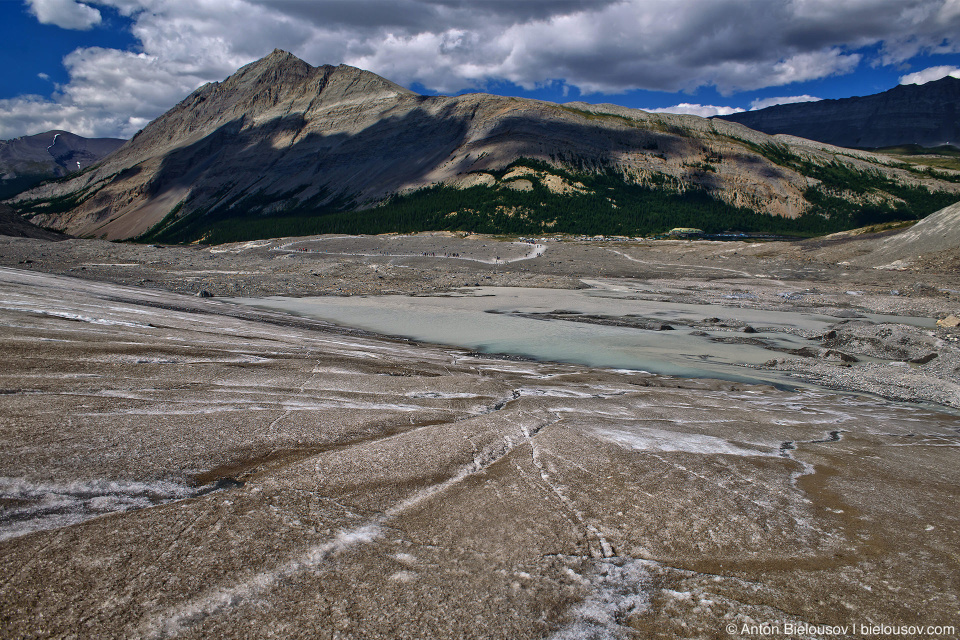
top-left (8, 50), bottom-right (960, 241)
top-left (716, 77), bottom-right (960, 149)
top-left (850, 199), bottom-right (960, 269)
top-left (0, 203), bottom-right (68, 240)
top-left (0, 130), bottom-right (125, 199)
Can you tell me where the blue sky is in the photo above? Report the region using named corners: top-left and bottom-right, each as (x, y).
top-left (2, 0), bottom-right (960, 139)
top-left (0, 3), bottom-right (134, 98)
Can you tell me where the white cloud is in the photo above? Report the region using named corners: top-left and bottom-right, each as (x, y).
top-left (644, 103), bottom-right (745, 117)
top-left (3, 0), bottom-right (960, 138)
top-left (0, 96), bottom-right (101, 139)
top-left (26, 0), bottom-right (101, 30)
top-left (0, 45), bottom-right (217, 139)
top-left (765, 49), bottom-right (861, 88)
top-left (899, 65), bottom-right (960, 85)
top-left (749, 95), bottom-right (822, 110)
top-left (335, 4), bottom-right (871, 96)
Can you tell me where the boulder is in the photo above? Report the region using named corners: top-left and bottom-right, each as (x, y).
top-left (937, 314), bottom-right (960, 328)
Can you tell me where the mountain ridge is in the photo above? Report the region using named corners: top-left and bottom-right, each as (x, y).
top-left (716, 76), bottom-right (960, 149)
top-left (0, 130), bottom-right (125, 200)
top-left (8, 50), bottom-right (960, 241)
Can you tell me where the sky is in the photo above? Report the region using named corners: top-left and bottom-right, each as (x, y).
top-left (1, 0), bottom-right (960, 140)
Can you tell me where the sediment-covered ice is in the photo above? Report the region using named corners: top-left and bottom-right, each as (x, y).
top-left (595, 427), bottom-right (773, 457)
top-left (0, 477), bottom-right (199, 541)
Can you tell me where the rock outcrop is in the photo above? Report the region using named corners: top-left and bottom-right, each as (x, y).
top-left (716, 76), bottom-right (960, 149)
top-left (8, 50), bottom-right (959, 240)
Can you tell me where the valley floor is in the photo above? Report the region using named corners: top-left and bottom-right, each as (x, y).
top-left (1, 232), bottom-right (959, 638)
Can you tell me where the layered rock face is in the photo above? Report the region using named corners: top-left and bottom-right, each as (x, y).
top-left (717, 77), bottom-right (960, 149)
top-left (10, 50), bottom-right (958, 240)
top-left (0, 130), bottom-right (124, 199)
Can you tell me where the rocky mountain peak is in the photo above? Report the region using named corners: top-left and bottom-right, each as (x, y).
top-left (219, 51), bottom-right (414, 108)
top-left (266, 47), bottom-right (297, 62)
top-left (141, 52), bottom-right (415, 143)
top-left (227, 48), bottom-right (315, 89)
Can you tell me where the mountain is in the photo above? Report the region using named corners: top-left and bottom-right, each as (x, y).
top-left (716, 77), bottom-right (960, 149)
top-left (7, 50), bottom-right (960, 242)
top-left (0, 130), bottom-right (125, 199)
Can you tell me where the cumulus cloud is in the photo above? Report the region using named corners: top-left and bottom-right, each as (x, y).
top-left (899, 65), bottom-right (960, 84)
top-left (342, 2), bottom-right (870, 95)
top-left (3, 0), bottom-right (960, 137)
top-left (0, 96), bottom-right (102, 139)
top-left (26, 0), bottom-right (101, 30)
top-left (643, 103), bottom-right (745, 117)
top-left (0, 46), bottom-right (213, 139)
top-left (749, 95), bottom-right (822, 110)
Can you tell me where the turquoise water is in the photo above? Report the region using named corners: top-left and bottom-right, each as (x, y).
top-left (228, 286), bottom-right (907, 387)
